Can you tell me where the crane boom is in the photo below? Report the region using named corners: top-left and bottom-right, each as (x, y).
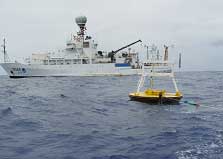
top-left (112, 39), bottom-right (142, 54)
top-left (109, 39), bottom-right (142, 62)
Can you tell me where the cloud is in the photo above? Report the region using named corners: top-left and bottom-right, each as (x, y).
top-left (211, 40), bottom-right (223, 47)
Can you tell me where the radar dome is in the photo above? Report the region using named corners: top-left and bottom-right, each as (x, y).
top-left (75, 16), bottom-right (87, 25)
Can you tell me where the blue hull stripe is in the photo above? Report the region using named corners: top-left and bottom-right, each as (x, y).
top-left (115, 63), bottom-right (131, 67)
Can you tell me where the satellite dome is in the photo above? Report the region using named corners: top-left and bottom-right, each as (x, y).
top-left (75, 16), bottom-right (87, 25)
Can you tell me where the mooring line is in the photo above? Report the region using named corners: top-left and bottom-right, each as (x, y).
top-left (165, 97), bottom-right (223, 111)
top-left (181, 100), bottom-right (223, 111)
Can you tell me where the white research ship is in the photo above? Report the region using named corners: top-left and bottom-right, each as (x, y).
top-left (0, 16), bottom-right (146, 78)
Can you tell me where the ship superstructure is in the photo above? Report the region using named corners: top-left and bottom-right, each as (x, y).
top-left (0, 16), bottom-right (144, 78)
top-left (0, 16), bottom-right (177, 78)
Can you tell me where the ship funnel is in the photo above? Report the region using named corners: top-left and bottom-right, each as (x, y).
top-left (75, 16), bottom-right (87, 36)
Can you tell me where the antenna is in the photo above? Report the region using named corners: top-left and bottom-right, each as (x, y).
top-left (163, 44), bottom-right (174, 61)
top-left (164, 45), bottom-right (168, 61)
top-left (1, 38), bottom-right (10, 63)
top-left (144, 44), bottom-right (149, 60)
top-left (157, 50), bottom-right (159, 60)
top-left (1, 38), bottom-right (6, 63)
top-left (179, 53), bottom-right (182, 69)
top-left (75, 16), bottom-right (87, 38)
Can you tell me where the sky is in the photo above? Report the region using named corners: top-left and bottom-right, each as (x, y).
top-left (0, 0), bottom-right (223, 73)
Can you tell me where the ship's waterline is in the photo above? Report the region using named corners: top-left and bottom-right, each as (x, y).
top-left (1, 62), bottom-right (143, 78)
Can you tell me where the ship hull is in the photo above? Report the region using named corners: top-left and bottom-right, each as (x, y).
top-left (0, 62), bottom-right (142, 78)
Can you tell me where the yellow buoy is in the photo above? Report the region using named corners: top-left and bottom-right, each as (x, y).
top-left (129, 61), bottom-right (183, 104)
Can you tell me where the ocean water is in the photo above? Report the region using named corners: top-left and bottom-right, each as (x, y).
top-left (0, 72), bottom-right (223, 159)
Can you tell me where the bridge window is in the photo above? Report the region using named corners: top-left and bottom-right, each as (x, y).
top-left (83, 42), bottom-right (89, 48)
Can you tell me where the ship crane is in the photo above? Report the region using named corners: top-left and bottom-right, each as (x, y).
top-left (108, 39), bottom-right (142, 62)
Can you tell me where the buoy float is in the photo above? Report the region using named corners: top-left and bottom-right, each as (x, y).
top-left (129, 61), bottom-right (183, 104)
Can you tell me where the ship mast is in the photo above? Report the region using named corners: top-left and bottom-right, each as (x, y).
top-left (179, 53), bottom-right (182, 69)
top-left (1, 38), bottom-right (10, 63)
top-left (2, 38), bottom-right (6, 63)
top-left (144, 44), bottom-right (149, 60)
top-left (164, 45), bottom-right (169, 61)
top-left (75, 16), bottom-right (87, 44)
top-left (75, 16), bottom-right (87, 62)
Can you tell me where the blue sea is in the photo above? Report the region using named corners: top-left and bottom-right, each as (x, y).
top-left (0, 72), bottom-right (223, 159)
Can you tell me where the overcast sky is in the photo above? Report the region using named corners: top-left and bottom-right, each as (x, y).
top-left (0, 0), bottom-right (223, 72)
